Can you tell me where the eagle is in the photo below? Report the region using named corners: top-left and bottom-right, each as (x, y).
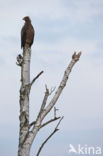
top-left (21, 16), bottom-right (34, 49)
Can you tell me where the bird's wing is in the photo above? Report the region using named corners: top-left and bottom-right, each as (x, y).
top-left (26, 24), bottom-right (34, 47)
top-left (30, 25), bottom-right (34, 47)
top-left (21, 25), bottom-right (26, 48)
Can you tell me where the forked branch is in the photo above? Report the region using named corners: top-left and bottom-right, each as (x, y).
top-left (39, 52), bottom-right (82, 121)
top-left (36, 117), bottom-right (64, 156)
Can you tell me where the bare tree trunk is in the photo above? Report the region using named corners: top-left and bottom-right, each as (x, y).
top-left (17, 47), bottom-right (81, 156)
top-left (18, 48), bottom-right (31, 156)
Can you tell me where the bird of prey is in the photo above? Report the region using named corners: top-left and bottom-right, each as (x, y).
top-left (21, 16), bottom-right (34, 49)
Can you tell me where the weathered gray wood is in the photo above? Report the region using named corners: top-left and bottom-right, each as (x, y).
top-left (18, 48), bottom-right (31, 156)
top-left (17, 49), bottom-right (81, 156)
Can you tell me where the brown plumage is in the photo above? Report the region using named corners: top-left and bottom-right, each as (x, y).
top-left (21, 16), bottom-right (34, 49)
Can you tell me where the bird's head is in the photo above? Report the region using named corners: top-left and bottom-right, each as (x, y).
top-left (22, 16), bottom-right (31, 22)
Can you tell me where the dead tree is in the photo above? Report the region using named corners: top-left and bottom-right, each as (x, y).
top-left (16, 44), bottom-right (81, 156)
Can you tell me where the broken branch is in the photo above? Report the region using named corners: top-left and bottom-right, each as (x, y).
top-left (40, 117), bottom-right (60, 129)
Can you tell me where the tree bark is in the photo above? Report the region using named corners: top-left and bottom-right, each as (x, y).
top-left (18, 48), bottom-right (31, 156)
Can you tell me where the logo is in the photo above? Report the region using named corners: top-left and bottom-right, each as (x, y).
top-left (68, 144), bottom-right (102, 155)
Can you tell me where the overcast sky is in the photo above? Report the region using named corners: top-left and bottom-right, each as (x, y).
top-left (0, 0), bottom-right (103, 156)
